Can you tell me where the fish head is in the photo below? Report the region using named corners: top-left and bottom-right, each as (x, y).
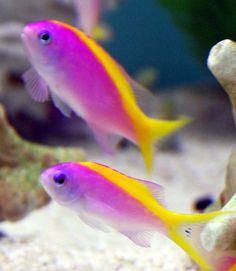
top-left (40, 162), bottom-right (87, 206)
top-left (21, 20), bottom-right (70, 69)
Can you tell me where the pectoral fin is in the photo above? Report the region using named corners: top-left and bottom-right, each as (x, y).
top-left (78, 212), bottom-right (110, 232)
top-left (83, 194), bottom-right (116, 217)
top-left (22, 68), bottom-right (49, 102)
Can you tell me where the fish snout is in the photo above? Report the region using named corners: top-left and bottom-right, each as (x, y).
top-left (39, 168), bottom-right (56, 188)
top-left (39, 169), bottom-right (56, 200)
top-left (21, 25), bottom-right (34, 41)
top-left (39, 168), bottom-right (64, 189)
top-left (39, 171), bottom-right (49, 187)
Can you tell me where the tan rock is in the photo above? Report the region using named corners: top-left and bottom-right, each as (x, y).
top-left (0, 104), bottom-right (85, 222)
top-left (200, 42), bottom-right (236, 254)
top-left (208, 39), bottom-right (236, 205)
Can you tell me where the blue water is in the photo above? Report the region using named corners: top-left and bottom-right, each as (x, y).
top-left (105, 0), bottom-right (210, 89)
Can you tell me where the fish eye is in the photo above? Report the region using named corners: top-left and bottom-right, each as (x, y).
top-left (53, 173), bottom-right (66, 187)
top-left (38, 31), bottom-right (52, 44)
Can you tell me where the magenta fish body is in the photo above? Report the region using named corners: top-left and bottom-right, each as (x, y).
top-left (40, 162), bottom-right (165, 235)
top-left (22, 21), bottom-right (134, 146)
top-left (21, 20), bottom-right (189, 172)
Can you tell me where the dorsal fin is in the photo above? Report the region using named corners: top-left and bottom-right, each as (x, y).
top-left (138, 179), bottom-right (165, 206)
top-left (117, 64), bottom-right (154, 115)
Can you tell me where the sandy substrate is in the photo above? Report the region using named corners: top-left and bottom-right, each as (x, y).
top-left (0, 134), bottom-right (233, 271)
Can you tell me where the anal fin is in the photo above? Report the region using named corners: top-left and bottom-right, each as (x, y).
top-left (89, 123), bottom-right (121, 154)
top-left (120, 230), bottom-right (155, 247)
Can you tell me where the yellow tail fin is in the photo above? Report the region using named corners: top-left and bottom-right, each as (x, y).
top-left (167, 211), bottom-right (232, 271)
top-left (139, 116), bottom-right (191, 173)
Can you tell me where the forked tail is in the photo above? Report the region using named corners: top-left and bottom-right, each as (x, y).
top-left (139, 116), bottom-right (191, 173)
top-left (166, 211), bottom-right (233, 271)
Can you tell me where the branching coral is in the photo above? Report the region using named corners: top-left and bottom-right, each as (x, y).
top-left (199, 39), bottom-right (236, 253)
top-left (207, 39), bottom-right (236, 205)
top-left (158, 0), bottom-right (236, 63)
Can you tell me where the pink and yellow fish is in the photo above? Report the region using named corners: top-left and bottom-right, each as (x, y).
top-left (215, 256), bottom-right (236, 271)
top-left (21, 20), bottom-right (189, 173)
top-left (74, 0), bottom-right (102, 35)
top-left (73, 0), bottom-right (114, 40)
top-left (40, 162), bottom-right (234, 271)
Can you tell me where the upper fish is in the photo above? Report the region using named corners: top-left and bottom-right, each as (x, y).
top-left (21, 20), bottom-right (190, 173)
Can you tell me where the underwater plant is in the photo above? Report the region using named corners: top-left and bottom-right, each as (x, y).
top-left (158, 0), bottom-right (236, 63)
top-left (0, 103), bottom-right (85, 222)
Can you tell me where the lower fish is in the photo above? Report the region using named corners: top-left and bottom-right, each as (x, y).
top-left (40, 162), bottom-right (233, 271)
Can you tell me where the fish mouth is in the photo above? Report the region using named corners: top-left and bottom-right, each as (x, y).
top-left (21, 25), bottom-right (34, 43)
top-left (20, 32), bottom-right (28, 45)
top-left (39, 172), bottom-right (55, 201)
top-left (39, 168), bottom-right (55, 187)
top-left (39, 172), bottom-right (48, 188)
top-left (20, 32), bottom-right (26, 39)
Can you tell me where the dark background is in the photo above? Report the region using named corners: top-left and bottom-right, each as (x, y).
top-left (104, 0), bottom-right (208, 88)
